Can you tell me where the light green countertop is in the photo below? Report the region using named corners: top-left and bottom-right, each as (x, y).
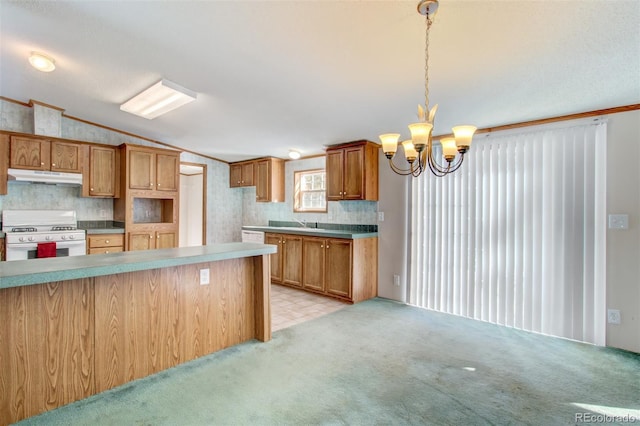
top-left (0, 243), bottom-right (276, 290)
top-left (242, 226), bottom-right (378, 239)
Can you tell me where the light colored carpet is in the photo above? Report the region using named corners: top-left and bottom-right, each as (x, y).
top-left (18, 298), bottom-right (640, 425)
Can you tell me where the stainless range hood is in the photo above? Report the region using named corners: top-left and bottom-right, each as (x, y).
top-left (7, 168), bottom-right (83, 186)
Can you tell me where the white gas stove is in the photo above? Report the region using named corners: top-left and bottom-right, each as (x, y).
top-left (2, 210), bottom-right (87, 261)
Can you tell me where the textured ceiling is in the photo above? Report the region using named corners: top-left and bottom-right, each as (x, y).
top-left (1, 0), bottom-right (639, 162)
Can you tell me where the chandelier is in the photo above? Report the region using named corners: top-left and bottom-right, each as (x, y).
top-left (379, 0), bottom-right (477, 177)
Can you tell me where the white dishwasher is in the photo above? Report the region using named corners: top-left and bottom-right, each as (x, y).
top-left (241, 230), bottom-right (265, 244)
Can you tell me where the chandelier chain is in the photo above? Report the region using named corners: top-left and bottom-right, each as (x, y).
top-left (424, 13), bottom-right (432, 113)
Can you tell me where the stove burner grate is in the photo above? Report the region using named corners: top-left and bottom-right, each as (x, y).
top-left (11, 227), bottom-right (37, 232)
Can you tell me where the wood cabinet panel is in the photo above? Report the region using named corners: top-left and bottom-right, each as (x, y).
top-left (156, 230), bottom-right (177, 249)
top-left (87, 234), bottom-right (124, 255)
top-left (229, 161), bottom-right (254, 187)
top-left (301, 237), bottom-right (326, 292)
top-left (156, 153), bottom-right (179, 192)
top-left (326, 150), bottom-right (344, 201)
top-left (325, 238), bottom-right (353, 298)
top-left (266, 233), bottom-right (282, 283)
top-left (10, 136), bottom-right (50, 170)
top-left (0, 134), bottom-right (8, 195)
top-left (267, 233), bottom-right (302, 286)
top-left (255, 158), bottom-right (284, 202)
top-left (128, 150), bottom-right (155, 190)
top-left (326, 141), bottom-right (379, 201)
top-left (128, 231), bottom-right (155, 251)
top-left (87, 145), bottom-right (119, 197)
top-left (93, 258), bottom-right (257, 393)
top-left (50, 141), bottom-right (82, 172)
top-left (0, 237), bottom-right (4, 261)
top-left (0, 279), bottom-right (95, 425)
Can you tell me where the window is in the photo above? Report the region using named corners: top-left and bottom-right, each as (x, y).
top-left (294, 169), bottom-right (326, 212)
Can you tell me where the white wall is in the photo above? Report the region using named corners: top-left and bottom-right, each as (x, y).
top-left (605, 110), bottom-right (640, 352)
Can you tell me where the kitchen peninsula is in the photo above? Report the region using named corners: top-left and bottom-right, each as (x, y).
top-left (0, 243), bottom-right (275, 424)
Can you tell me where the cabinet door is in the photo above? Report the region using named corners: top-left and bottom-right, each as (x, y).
top-left (265, 233), bottom-right (282, 283)
top-left (129, 150), bottom-right (154, 190)
top-left (325, 149), bottom-right (344, 201)
top-left (302, 237), bottom-right (326, 292)
top-left (10, 136), bottom-right (50, 170)
top-left (156, 153), bottom-right (179, 192)
top-left (0, 237), bottom-right (4, 261)
top-left (156, 231), bottom-right (177, 249)
top-left (51, 141), bottom-right (82, 172)
top-left (128, 232), bottom-right (155, 251)
top-left (282, 235), bottom-right (303, 287)
top-left (241, 161), bottom-right (255, 186)
top-left (343, 146), bottom-right (364, 200)
top-left (255, 159), bottom-right (269, 202)
top-left (89, 146), bottom-right (118, 197)
top-left (229, 164), bottom-right (243, 187)
top-left (325, 239), bottom-right (352, 298)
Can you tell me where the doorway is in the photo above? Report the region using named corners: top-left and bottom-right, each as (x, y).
top-left (179, 162), bottom-right (206, 247)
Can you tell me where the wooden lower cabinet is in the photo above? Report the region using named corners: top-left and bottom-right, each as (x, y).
top-left (266, 232), bottom-right (302, 286)
top-left (274, 233), bottom-right (378, 303)
top-left (0, 237), bottom-right (4, 261)
top-left (128, 229), bottom-right (177, 251)
top-left (87, 234), bottom-right (124, 254)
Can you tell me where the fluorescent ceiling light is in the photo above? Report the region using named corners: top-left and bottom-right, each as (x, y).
top-left (29, 52), bottom-right (56, 72)
top-left (120, 79), bottom-right (197, 120)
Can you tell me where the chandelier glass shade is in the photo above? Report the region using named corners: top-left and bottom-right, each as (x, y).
top-left (380, 0), bottom-right (477, 177)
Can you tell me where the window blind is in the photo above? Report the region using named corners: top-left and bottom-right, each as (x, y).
top-left (409, 121), bottom-right (607, 345)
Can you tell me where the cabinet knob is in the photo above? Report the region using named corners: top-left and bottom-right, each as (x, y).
top-left (52, 163), bottom-right (56, 167)
top-left (150, 235), bottom-right (153, 239)
top-left (321, 245), bottom-right (324, 248)
top-left (90, 188), bottom-right (94, 191)
top-left (157, 235), bottom-right (160, 239)
top-left (41, 162), bottom-right (45, 166)
top-left (105, 250), bottom-right (109, 254)
top-left (106, 240), bottom-right (110, 243)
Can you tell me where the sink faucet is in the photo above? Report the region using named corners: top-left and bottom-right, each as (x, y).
top-left (293, 218), bottom-right (307, 228)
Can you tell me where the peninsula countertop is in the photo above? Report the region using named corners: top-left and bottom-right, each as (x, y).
top-left (0, 243), bottom-right (276, 289)
top-left (242, 225), bottom-right (378, 239)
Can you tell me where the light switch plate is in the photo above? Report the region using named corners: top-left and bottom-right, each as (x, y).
top-left (608, 214), bottom-right (629, 229)
top-left (200, 268), bottom-right (210, 285)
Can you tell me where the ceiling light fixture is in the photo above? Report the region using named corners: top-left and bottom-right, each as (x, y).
top-left (120, 79), bottom-right (197, 120)
top-left (380, 0), bottom-right (476, 177)
top-left (28, 51), bottom-right (56, 72)
top-left (288, 150), bottom-right (301, 160)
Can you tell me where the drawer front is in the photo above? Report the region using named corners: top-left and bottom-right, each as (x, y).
top-left (88, 234), bottom-right (124, 248)
top-left (89, 246), bottom-right (124, 255)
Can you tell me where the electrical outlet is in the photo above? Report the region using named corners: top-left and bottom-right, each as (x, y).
top-left (200, 268), bottom-right (210, 285)
top-left (607, 309), bottom-right (621, 324)
top-left (393, 274), bottom-right (400, 286)
top-left (378, 212), bottom-right (385, 222)
top-left (608, 214), bottom-right (629, 229)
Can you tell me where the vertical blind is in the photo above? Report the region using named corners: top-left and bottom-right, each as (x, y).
top-left (409, 121), bottom-right (607, 345)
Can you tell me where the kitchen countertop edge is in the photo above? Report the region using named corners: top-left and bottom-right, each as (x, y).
top-left (0, 243), bottom-right (276, 289)
top-left (242, 225), bottom-right (378, 239)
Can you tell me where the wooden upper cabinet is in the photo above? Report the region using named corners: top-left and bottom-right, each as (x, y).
top-left (128, 149), bottom-right (155, 190)
top-left (51, 141), bottom-right (82, 172)
top-left (10, 136), bottom-right (51, 171)
top-left (86, 145), bottom-right (119, 198)
top-left (229, 161), bottom-right (255, 187)
top-left (255, 158), bottom-right (284, 202)
top-left (9, 136), bottom-right (83, 173)
top-left (156, 153), bottom-right (179, 192)
top-left (124, 145), bottom-right (180, 193)
top-left (326, 140), bottom-right (379, 201)
top-left (0, 134), bottom-right (8, 195)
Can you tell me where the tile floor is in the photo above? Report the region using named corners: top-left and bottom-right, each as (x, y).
top-left (271, 284), bottom-right (349, 331)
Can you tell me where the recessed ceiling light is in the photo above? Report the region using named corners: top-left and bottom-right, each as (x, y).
top-left (120, 79), bottom-right (197, 120)
top-left (29, 52), bottom-right (56, 72)
top-left (288, 150), bottom-right (301, 160)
